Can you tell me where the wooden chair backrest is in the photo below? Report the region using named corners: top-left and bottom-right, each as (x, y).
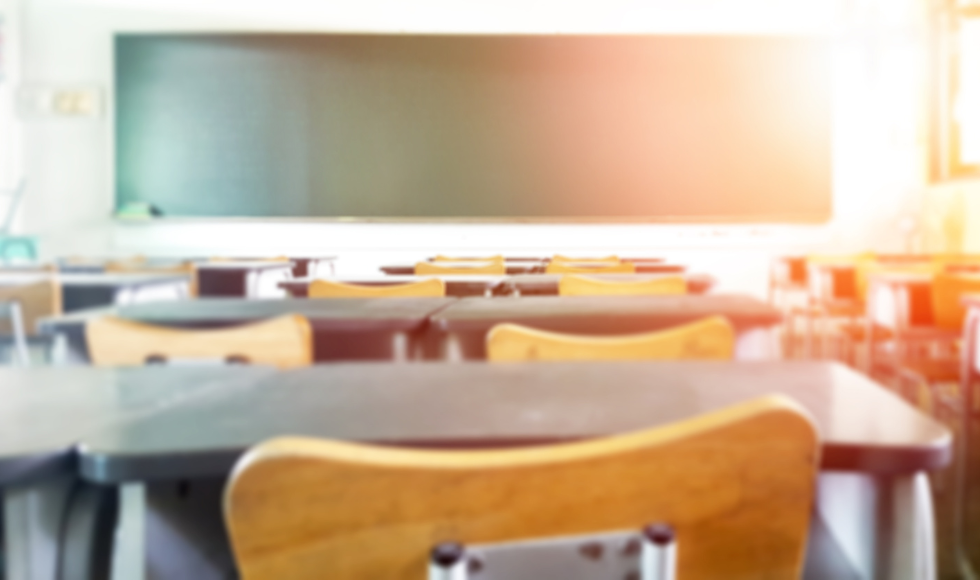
top-left (0, 279), bottom-right (61, 336)
top-left (552, 254), bottom-right (620, 264)
top-left (558, 274), bottom-right (686, 296)
top-left (86, 314), bottom-right (313, 369)
top-left (309, 278), bottom-right (445, 298)
top-left (486, 316), bottom-right (734, 362)
top-left (545, 262), bottom-right (635, 275)
top-left (857, 261), bottom-right (943, 305)
top-left (104, 260), bottom-right (197, 296)
top-left (224, 395), bottom-right (819, 580)
top-left (932, 273), bottom-right (980, 330)
top-left (208, 256), bottom-right (291, 262)
top-left (415, 262), bottom-right (506, 275)
top-left (805, 252), bottom-right (876, 265)
top-left (104, 260), bottom-right (193, 274)
top-left (432, 255), bottom-right (505, 263)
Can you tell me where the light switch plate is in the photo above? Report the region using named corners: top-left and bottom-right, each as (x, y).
top-left (17, 85), bottom-right (103, 119)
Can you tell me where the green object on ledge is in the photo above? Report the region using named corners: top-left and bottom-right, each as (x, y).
top-left (115, 201), bottom-right (162, 220)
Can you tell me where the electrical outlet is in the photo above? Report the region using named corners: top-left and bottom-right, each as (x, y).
top-left (17, 85), bottom-right (103, 119)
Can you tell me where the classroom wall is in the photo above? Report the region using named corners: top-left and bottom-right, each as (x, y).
top-left (1, 0), bottom-right (934, 295)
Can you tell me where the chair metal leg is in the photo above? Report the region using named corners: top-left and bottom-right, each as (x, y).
top-left (7, 301), bottom-right (30, 367)
top-left (805, 307), bottom-right (815, 359)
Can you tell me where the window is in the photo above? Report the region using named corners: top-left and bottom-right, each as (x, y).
top-left (939, 1), bottom-right (980, 177)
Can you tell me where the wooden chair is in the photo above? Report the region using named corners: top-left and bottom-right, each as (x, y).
top-left (432, 255), bottom-right (504, 263)
top-left (0, 278), bottom-right (62, 366)
top-left (105, 259), bottom-right (198, 296)
top-left (897, 273), bottom-right (980, 417)
top-left (545, 262), bottom-right (635, 275)
top-left (552, 254), bottom-right (620, 264)
top-left (208, 256), bottom-right (291, 263)
top-left (309, 278), bottom-right (445, 298)
top-left (0, 278), bottom-right (62, 337)
top-left (224, 395), bottom-right (818, 580)
top-left (415, 262), bottom-right (506, 275)
top-left (486, 316), bottom-right (734, 362)
top-left (931, 273), bottom-right (980, 331)
top-left (86, 314), bottom-right (313, 369)
top-left (558, 274), bottom-right (686, 296)
top-left (104, 258), bottom-right (193, 274)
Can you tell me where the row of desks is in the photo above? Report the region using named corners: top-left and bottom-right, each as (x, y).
top-left (1, 267), bottom-right (711, 316)
top-left (40, 294), bottom-right (782, 361)
top-left (283, 272), bottom-right (716, 297)
top-left (0, 361), bottom-right (951, 580)
top-left (0, 261), bottom-right (309, 306)
top-left (380, 260), bottom-right (685, 276)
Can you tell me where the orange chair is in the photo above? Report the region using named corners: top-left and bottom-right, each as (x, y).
top-left (487, 316), bottom-right (734, 362)
top-left (545, 262), bottom-right (635, 275)
top-left (415, 262), bottom-right (506, 275)
top-left (224, 395), bottom-right (818, 580)
top-left (309, 278), bottom-right (445, 298)
top-left (898, 272), bottom-right (980, 416)
top-left (86, 314), bottom-right (313, 369)
top-left (0, 278), bottom-right (62, 337)
top-left (558, 274), bottom-right (686, 296)
top-left (931, 272), bottom-right (980, 331)
top-left (552, 254), bottom-right (620, 264)
top-left (432, 255), bottom-right (504, 263)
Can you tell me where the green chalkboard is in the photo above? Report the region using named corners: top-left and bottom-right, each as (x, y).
top-left (115, 34), bottom-right (832, 221)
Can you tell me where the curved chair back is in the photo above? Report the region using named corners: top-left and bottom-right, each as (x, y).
top-left (932, 272), bottom-right (980, 330)
top-left (545, 262), bottom-right (635, 275)
top-left (487, 316), bottom-right (734, 362)
top-left (558, 274), bottom-right (686, 296)
top-left (104, 259), bottom-right (197, 296)
top-left (224, 396), bottom-right (818, 580)
top-left (208, 256), bottom-right (291, 262)
top-left (104, 257), bottom-right (195, 275)
top-left (86, 314), bottom-right (313, 368)
top-left (310, 278), bottom-right (446, 298)
top-left (415, 262), bottom-right (506, 275)
top-left (432, 255), bottom-right (504, 263)
top-left (552, 254), bottom-right (620, 264)
top-left (0, 278), bottom-right (61, 337)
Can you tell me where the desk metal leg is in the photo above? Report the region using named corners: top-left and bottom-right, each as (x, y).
top-left (444, 334), bottom-right (463, 362)
top-left (110, 484), bottom-right (145, 580)
top-left (814, 471), bottom-right (937, 580)
top-left (806, 307), bottom-right (815, 359)
top-left (816, 471), bottom-right (878, 578)
top-left (58, 482), bottom-right (118, 580)
top-left (8, 302), bottom-right (30, 367)
top-left (4, 476), bottom-right (73, 580)
top-left (391, 332), bottom-right (408, 362)
top-left (875, 472), bottom-right (936, 580)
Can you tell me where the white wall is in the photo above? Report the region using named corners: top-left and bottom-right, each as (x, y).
top-left (2, 0), bottom-right (934, 296)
